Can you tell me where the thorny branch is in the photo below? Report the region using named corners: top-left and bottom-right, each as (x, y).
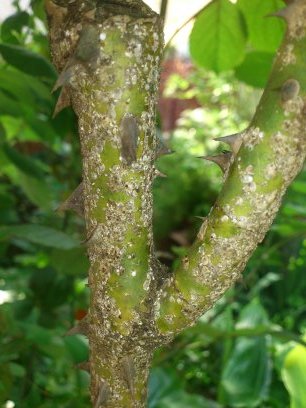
top-left (46, 0), bottom-right (306, 406)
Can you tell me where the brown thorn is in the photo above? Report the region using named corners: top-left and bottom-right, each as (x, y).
top-left (199, 152), bottom-right (232, 174)
top-left (82, 224), bottom-right (99, 245)
top-left (214, 133), bottom-right (243, 155)
top-left (57, 182), bottom-right (84, 217)
top-left (64, 316), bottom-right (88, 337)
top-left (94, 381), bottom-right (110, 408)
top-left (268, 5), bottom-right (292, 21)
top-left (52, 86), bottom-right (71, 118)
top-left (75, 361), bottom-right (90, 373)
top-left (155, 169), bottom-right (167, 178)
top-left (194, 216), bottom-right (207, 221)
top-left (52, 64), bottom-right (74, 93)
top-left (197, 217), bottom-right (208, 241)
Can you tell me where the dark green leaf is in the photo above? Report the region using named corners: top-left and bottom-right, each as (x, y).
top-left (190, 0), bottom-right (247, 73)
top-left (12, 171), bottom-right (55, 210)
top-left (235, 51), bottom-right (275, 88)
top-left (0, 43), bottom-right (56, 79)
top-left (64, 336), bottom-right (89, 364)
top-left (50, 247), bottom-right (89, 276)
top-left (0, 69), bottom-right (53, 109)
top-left (221, 300), bottom-right (271, 407)
top-left (158, 391), bottom-right (222, 408)
top-left (0, 224), bottom-right (79, 249)
top-left (1, 12), bottom-right (30, 44)
top-left (2, 143), bottom-right (45, 179)
top-left (0, 89), bottom-right (23, 116)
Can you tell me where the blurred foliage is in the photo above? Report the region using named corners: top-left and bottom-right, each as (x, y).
top-left (0, 0), bottom-right (305, 407)
top-left (190, 0), bottom-right (285, 88)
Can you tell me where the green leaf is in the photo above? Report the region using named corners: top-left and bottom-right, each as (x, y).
top-left (190, 0), bottom-right (247, 73)
top-left (64, 336), bottom-right (89, 364)
top-left (50, 247), bottom-right (89, 276)
top-left (238, 0), bottom-right (285, 52)
top-left (0, 69), bottom-right (53, 110)
top-left (2, 143), bottom-right (45, 179)
top-left (235, 51), bottom-right (275, 88)
top-left (221, 299), bottom-right (271, 407)
top-left (13, 171), bottom-right (55, 211)
top-left (281, 343), bottom-right (306, 408)
top-left (22, 323), bottom-right (66, 359)
top-left (158, 391), bottom-right (221, 408)
top-left (0, 224), bottom-right (79, 249)
top-left (149, 368), bottom-right (179, 407)
top-left (0, 89), bottom-right (23, 117)
top-left (1, 11), bottom-right (30, 44)
top-left (0, 43), bottom-right (56, 79)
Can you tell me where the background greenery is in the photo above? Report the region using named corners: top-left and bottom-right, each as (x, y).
top-left (0, 0), bottom-right (305, 407)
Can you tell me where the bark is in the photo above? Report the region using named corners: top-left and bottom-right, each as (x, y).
top-left (45, 0), bottom-right (306, 406)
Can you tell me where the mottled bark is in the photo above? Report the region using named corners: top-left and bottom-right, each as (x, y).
top-left (45, 0), bottom-right (306, 407)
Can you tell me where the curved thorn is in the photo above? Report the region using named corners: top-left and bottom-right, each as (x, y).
top-left (53, 87), bottom-right (71, 118)
top-left (214, 133), bottom-right (243, 155)
top-left (52, 64), bottom-right (74, 93)
top-left (268, 6), bottom-right (292, 21)
top-left (155, 169), bottom-right (167, 178)
top-left (199, 152), bottom-right (232, 174)
top-left (65, 316), bottom-right (88, 337)
top-left (57, 182), bottom-right (84, 217)
top-left (75, 361), bottom-right (90, 373)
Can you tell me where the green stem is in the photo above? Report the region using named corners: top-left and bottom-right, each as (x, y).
top-left (155, 0), bottom-right (306, 335)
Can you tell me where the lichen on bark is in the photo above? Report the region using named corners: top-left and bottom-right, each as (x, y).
top-left (45, 0), bottom-right (306, 407)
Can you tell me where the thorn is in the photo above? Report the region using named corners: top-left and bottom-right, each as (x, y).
top-left (82, 224), bottom-right (99, 245)
top-left (197, 217), bottom-right (208, 241)
top-left (75, 361), bottom-right (90, 373)
top-left (57, 182), bottom-right (84, 217)
top-left (155, 169), bottom-right (167, 178)
top-left (281, 78), bottom-right (300, 102)
top-left (121, 356), bottom-right (135, 398)
top-left (94, 381), bottom-right (110, 408)
top-left (214, 133), bottom-right (243, 155)
top-left (155, 132), bottom-right (173, 159)
top-left (268, 5), bottom-right (292, 21)
top-left (65, 316), bottom-right (88, 337)
top-left (199, 152), bottom-right (232, 174)
top-left (194, 216), bottom-right (206, 221)
top-left (155, 140), bottom-right (173, 159)
top-left (52, 86), bottom-right (71, 118)
top-left (52, 64), bottom-right (74, 93)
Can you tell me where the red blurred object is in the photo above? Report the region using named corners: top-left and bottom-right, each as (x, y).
top-left (158, 56), bottom-right (200, 132)
top-left (75, 309), bottom-right (87, 321)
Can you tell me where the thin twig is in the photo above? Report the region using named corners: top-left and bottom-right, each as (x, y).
top-left (165, 1), bottom-right (212, 50)
top-left (160, 0), bottom-right (168, 23)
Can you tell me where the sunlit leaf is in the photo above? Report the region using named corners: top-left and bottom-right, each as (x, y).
top-left (281, 342), bottom-right (306, 408)
top-left (238, 0), bottom-right (285, 52)
top-left (190, 0), bottom-right (247, 73)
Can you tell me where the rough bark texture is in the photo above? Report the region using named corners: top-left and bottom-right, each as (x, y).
top-left (45, 0), bottom-right (306, 407)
